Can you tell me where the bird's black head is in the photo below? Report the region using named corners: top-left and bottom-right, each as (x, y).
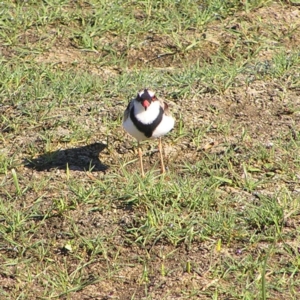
top-left (136, 88), bottom-right (156, 110)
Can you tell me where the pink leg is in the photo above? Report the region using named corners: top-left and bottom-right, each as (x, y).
top-left (138, 142), bottom-right (145, 178)
top-left (158, 137), bottom-right (166, 174)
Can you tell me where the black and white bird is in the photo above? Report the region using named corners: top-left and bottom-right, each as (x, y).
top-left (123, 88), bottom-right (175, 177)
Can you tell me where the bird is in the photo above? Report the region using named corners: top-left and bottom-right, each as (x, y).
top-left (123, 88), bottom-right (175, 177)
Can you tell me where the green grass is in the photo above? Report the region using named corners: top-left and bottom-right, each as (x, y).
top-left (1, 0), bottom-right (300, 299)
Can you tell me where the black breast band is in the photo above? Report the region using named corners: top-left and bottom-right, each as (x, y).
top-left (130, 106), bottom-right (164, 138)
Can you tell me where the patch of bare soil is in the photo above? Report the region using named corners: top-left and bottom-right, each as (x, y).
top-left (27, 3), bottom-right (300, 70)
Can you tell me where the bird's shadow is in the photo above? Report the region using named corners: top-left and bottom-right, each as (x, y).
top-left (24, 142), bottom-right (108, 172)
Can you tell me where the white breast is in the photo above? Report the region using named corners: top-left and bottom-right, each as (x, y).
top-left (152, 114), bottom-right (175, 138)
top-left (134, 100), bottom-right (161, 124)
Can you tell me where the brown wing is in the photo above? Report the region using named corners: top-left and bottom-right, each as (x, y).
top-left (158, 98), bottom-right (172, 116)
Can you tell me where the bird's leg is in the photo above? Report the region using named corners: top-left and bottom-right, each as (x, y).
top-left (138, 142), bottom-right (145, 178)
top-left (158, 137), bottom-right (166, 174)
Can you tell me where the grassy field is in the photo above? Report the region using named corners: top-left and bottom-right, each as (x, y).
top-left (1, 0), bottom-right (300, 299)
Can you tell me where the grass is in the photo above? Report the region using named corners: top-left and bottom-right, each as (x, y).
top-left (1, 0), bottom-right (300, 299)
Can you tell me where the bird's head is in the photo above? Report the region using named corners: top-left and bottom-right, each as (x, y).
top-left (136, 88), bottom-right (156, 111)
